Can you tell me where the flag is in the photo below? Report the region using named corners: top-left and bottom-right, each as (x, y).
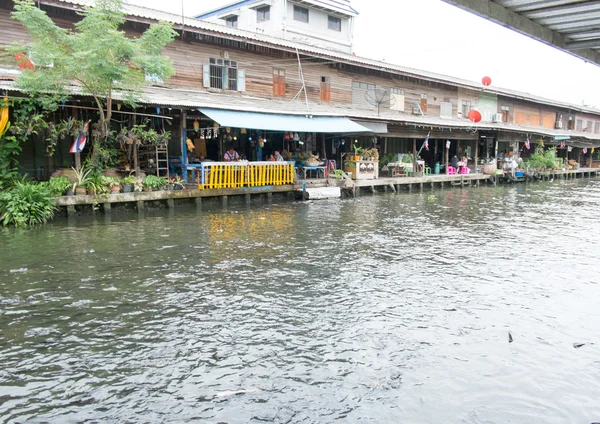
top-left (592, 147), bottom-right (595, 155)
top-left (446, 140), bottom-right (451, 149)
top-left (568, 146), bottom-right (573, 152)
top-left (70, 120), bottom-right (90, 153)
top-left (560, 141), bottom-right (566, 149)
top-left (524, 137), bottom-right (531, 150)
top-left (583, 147), bottom-right (588, 154)
top-left (423, 132), bottom-right (430, 151)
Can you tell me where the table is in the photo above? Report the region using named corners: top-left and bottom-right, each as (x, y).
top-left (387, 162), bottom-right (413, 177)
top-left (297, 166), bottom-right (326, 180)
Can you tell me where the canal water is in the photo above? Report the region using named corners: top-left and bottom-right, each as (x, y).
top-left (1, 180), bottom-right (600, 423)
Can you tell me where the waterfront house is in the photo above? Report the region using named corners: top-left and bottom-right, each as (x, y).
top-left (1, 0), bottom-right (600, 182)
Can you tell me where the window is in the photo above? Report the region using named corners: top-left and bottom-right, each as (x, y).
top-left (225, 16), bottom-right (238, 28)
top-left (595, 122), bottom-right (600, 134)
top-left (294, 5), bottom-right (309, 23)
top-left (352, 81), bottom-right (375, 108)
top-left (462, 100), bottom-right (472, 118)
top-left (568, 117), bottom-right (575, 130)
top-left (440, 102), bottom-right (452, 118)
top-left (328, 15), bottom-right (341, 31)
top-left (256, 6), bottom-right (270, 22)
top-left (586, 120), bottom-right (593, 132)
top-left (501, 105), bottom-right (510, 122)
top-left (576, 119), bottom-right (583, 131)
top-left (390, 88), bottom-right (405, 112)
top-left (420, 94), bottom-right (427, 114)
top-left (205, 58), bottom-right (244, 91)
top-left (273, 69), bottom-right (285, 97)
top-left (320, 76), bottom-right (331, 102)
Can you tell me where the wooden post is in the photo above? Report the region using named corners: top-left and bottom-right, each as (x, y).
top-left (72, 107), bottom-right (81, 169)
top-left (474, 137), bottom-right (478, 174)
top-left (412, 138), bottom-right (417, 176)
top-left (457, 140), bottom-right (461, 157)
top-left (321, 133), bottom-right (327, 160)
top-left (181, 110), bottom-right (187, 183)
top-left (445, 140), bottom-right (449, 175)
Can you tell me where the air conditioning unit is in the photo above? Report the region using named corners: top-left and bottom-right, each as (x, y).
top-left (555, 121), bottom-right (563, 129)
top-left (492, 113), bottom-right (503, 122)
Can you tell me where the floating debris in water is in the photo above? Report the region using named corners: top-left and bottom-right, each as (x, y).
top-left (9, 268), bottom-right (27, 273)
top-left (509, 332), bottom-right (514, 343)
top-left (83, 249), bottom-right (95, 254)
top-left (573, 343), bottom-right (586, 349)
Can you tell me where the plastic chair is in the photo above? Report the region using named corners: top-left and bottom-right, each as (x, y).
top-left (447, 166), bottom-right (457, 175)
top-left (460, 167), bottom-right (470, 175)
top-left (169, 156), bottom-right (183, 176)
top-left (424, 167), bottom-right (431, 176)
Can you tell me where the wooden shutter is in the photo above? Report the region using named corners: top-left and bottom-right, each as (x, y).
top-left (420, 97), bottom-right (428, 114)
top-left (203, 64), bottom-right (210, 87)
top-left (273, 69), bottom-right (285, 97)
top-left (237, 69), bottom-right (245, 92)
top-left (320, 81), bottom-right (330, 102)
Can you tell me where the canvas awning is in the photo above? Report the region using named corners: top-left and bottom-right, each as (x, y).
top-left (199, 108), bottom-right (371, 133)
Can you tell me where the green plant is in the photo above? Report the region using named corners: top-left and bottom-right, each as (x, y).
top-left (0, 126), bottom-right (22, 190)
top-left (133, 177), bottom-right (143, 192)
top-left (101, 175), bottom-right (121, 188)
top-left (170, 175), bottom-right (184, 188)
top-left (0, 181), bottom-right (56, 226)
top-left (11, 0), bottom-right (177, 159)
top-left (142, 174), bottom-right (167, 190)
top-left (122, 175), bottom-right (137, 185)
top-left (72, 166), bottom-right (92, 192)
top-left (525, 146), bottom-right (558, 170)
top-left (48, 175), bottom-right (71, 196)
top-left (352, 143), bottom-right (364, 156)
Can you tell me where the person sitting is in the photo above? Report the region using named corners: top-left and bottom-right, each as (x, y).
top-left (451, 155), bottom-right (459, 170)
top-left (274, 151), bottom-right (285, 162)
top-left (267, 154), bottom-right (276, 161)
top-left (458, 156), bottom-right (468, 173)
top-left (224, 146), bottom-right (240, 162)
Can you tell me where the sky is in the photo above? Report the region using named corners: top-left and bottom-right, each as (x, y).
top-left (129, 0), bottom-right (600, 108)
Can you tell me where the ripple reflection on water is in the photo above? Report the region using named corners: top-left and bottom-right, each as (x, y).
top-left (1, 180), bottom-right (600, 423)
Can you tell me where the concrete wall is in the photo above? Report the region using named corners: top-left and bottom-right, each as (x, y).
top-left (202, 0), bottom-right (354, 53)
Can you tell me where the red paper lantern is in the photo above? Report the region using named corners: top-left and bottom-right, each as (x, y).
top-left (482, 76), bottom-right (492, 86)
top-left (468, 110), bottom-right (482, 123)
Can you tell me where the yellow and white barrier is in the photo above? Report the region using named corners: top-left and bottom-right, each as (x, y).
top-left (198, 161), bottom-right (295, 190)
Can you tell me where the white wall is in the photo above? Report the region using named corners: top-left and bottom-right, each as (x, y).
top-left (202, 0), bottom-right (354, 53)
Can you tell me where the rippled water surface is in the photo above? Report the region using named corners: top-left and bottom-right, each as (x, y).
top-left (2, 180), bottom-right (600, 423)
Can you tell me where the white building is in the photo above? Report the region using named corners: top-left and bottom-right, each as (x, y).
top-left (196, 0), bottom-right (358, 53)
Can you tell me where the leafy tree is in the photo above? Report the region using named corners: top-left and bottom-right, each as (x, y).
top-left (9, 0), bottom-right (177, 155)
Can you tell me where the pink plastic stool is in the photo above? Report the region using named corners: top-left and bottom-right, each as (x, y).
top-left (460, 167), bottom-right (470, 175)
top-left (447, 166), bottom-right (456, 175)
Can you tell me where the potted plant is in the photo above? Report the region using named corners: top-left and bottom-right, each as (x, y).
top-left (171, 175), bottom-right (185, 190)
top-left (105, 176), bottom-right (121, 193)
top-left (122, 175), bottom-right (137, 193)
top-left (72, 166), bottom-right (91, 195)
top-left (351, 144), bottom-right (363, 161)
top-left (48, 175), bottom-right (71, 196)
top-left (133, 177), bottom-right (143, 192)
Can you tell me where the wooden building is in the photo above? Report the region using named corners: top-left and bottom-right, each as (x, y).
top-left (1, 0), bottom-right (600, 179)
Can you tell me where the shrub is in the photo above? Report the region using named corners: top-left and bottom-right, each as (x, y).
top-left (0, 182), bottom-right (56, 227)
top-left (48, 175), bottom-right (71, 196)
top-left (142, 175), bottom-right (168, 190)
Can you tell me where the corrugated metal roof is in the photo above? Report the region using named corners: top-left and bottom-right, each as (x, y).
top-left (2, 79), bottom-right (598, 144)
top-left (442, 0), bottom-right (600, 67)
top-left (41, 0), bottom-right (600, 115)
